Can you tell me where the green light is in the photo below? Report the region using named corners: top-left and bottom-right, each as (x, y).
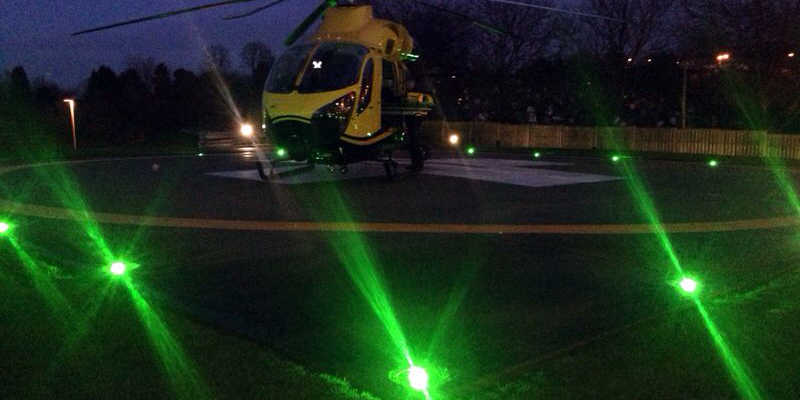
top-left (198, 153), bottom-right (204, 157)
top-left (679, 277), bottom-right (698, 293)
top-left (0, 221), bottom-right (10, 234)
top-left (466, 146), bottom-right (476, 155)
top-left (276, 147), bottom-right (287, 158)
top-left (533, 152), bottom-right (541, 158)
top-left (109, 261), bottom-right (126, 276)
top-left (611, 155), bottom-right (620, 162)
top-left (709, 160), bottom-right (718, 167)
top-left (408, 366), bottom-right (429, 391)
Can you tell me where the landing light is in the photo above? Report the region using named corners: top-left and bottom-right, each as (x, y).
top-left (408, 366), bottom-right (429, 391)
top-left (449, 134), bottom-right (460, 145)
top-left (240, 123), bottom-right (254, 137)
top-left (109, 261), bottom-right (127, 276)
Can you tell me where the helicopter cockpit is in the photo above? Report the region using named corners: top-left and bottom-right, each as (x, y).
top-left (265, 42), bottom-right (368, 94)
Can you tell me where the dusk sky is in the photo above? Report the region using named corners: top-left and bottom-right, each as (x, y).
top-left (0, 0), bottom-right (326, 89)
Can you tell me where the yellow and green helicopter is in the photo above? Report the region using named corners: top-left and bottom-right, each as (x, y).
top-left (74, 0), bottom-right (613, 180)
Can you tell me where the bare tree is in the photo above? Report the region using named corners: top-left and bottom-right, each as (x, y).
top-left (578, 0), bottom-right (678, 62)
top-left (469, 0), bottom-right (558, 76)
top-left (240, 41), bottom-right (275, 74)
top-left (681, 0), bottom-right (800, 130)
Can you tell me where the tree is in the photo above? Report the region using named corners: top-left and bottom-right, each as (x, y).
top-left (9, 66), bottom-right (32, 103)
top-left (240, 41), bottom-right (274, 74)
top-left (202, 44), bottom-right (231, 72)
top-left (680, 0), bottom-right (800, 131)
top-left (125, 55), bottom-right (157, 89)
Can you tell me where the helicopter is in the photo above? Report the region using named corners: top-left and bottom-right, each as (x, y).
top-left (74, 0), bottom-right (619, 181)
top-left (72, 0), bottom-right (471, 181)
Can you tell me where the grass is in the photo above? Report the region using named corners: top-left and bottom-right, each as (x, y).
top-left (0, 248), bottom-right (381, 400)
top-left (458, 268), bottom-right (800, 400)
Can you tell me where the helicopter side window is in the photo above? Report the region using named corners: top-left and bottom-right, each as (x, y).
top-left (357, 58), bottom-right (374, 114)
top-left (382, 59), bottom-right (398, 102)
top-left (264, 44), bottom-right (315, 94)
top-left (298, 43), bottom-right (367, 93)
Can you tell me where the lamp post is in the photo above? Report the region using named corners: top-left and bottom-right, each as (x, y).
top-left (714, 53), bottom-right (730, 128)
top-left (63, 99), bottom-right (76, 150)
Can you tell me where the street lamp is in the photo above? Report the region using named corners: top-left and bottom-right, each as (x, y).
top-left (63, 99), bottom-right (77, 150)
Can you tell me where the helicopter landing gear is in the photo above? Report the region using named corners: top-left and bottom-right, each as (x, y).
top-left (256, 159), bottom-right (314, 182)
top-left (256, 160), bottom-right (272, 181)
top-left (383, 159), bottom-right (399, 181)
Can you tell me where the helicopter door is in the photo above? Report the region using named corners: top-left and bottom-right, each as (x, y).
top-left (380, 59), bottom-right (404, 130)
top-left (381, 59), bottom-right (399, 103)
top-left (347, 55), bottom-right (381, 138)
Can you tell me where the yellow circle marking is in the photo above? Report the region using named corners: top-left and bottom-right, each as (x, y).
top-left (2, 157), bottom-right (799, 234)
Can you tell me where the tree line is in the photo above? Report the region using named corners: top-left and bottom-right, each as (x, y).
top-left (2, 0), bottom-right (800, 157)
top-left (1, 41), bottom-right (274, 156)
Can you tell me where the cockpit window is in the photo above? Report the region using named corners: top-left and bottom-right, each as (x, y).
top-left (264, 44), bottom-right (315, 94)
top-left (298, 43), bottom-right (367, 93)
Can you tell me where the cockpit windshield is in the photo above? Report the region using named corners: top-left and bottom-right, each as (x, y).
top-left (264, 44), bottom-right (314, 94)
top-left (298, 43), bottom-right (367, 93)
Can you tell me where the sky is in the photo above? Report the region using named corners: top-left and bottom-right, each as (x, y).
top-left (0, 0), bottom-right (326, 89)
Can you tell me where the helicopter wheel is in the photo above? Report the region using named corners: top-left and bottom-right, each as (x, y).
top-left (384, 160), bottom-right (399, 181)
top-left (256, 161), bottom-right (270, 181)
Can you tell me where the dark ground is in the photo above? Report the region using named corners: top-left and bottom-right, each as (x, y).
top-left (2, 152), bottom-right (799, 399)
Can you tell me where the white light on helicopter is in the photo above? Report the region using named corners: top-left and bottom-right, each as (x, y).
top-left (313, 61), bottom-right (323, 69)
top-left (449, 134), bottom-right (460, 145)
top-left (240, 123), bottom-right (254, 137)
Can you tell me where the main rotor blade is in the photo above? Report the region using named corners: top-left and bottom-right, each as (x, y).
top-left (395, 0), bottom-right (516, 38)
top-left (72, 0), bottom-right (269, 36)
top-left (223, 0), bottom-right (293, 20)
top-left (284, 0), bottom-right (337, 46)
top-left (489, 0), bottom-right (624, 23)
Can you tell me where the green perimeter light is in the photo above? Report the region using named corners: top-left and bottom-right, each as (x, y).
top-left (408, 366), bottom-right (429, 391)
top-left (0, 221), bottom-right (10, 235)
top-left (611, 155), bottom-right (621, 162)
top-left (109, 261), bottom-right (127, 276)
top-left (276, 147), bottom-right (287, 158)
top-left (533, 151), bottom-right (541, 158)
top-left (709, 159), bottom-right (718, 167)
top-left (679, 277), bottom-right (698, 294)
top-left (466, 146), bottom-right (476, 155)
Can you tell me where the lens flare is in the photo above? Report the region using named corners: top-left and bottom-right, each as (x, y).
top-left (679, 277), bottom-right (698, 293)
top-left (408, 366), bottom-right (429, 391)
top-left (110, 261), bottom-right (127, 276)
top-left (240, 123), bottom-right (254, 137)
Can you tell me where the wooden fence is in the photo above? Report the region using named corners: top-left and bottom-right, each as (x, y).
top-left (422, 121), bottom-right (800, 159)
